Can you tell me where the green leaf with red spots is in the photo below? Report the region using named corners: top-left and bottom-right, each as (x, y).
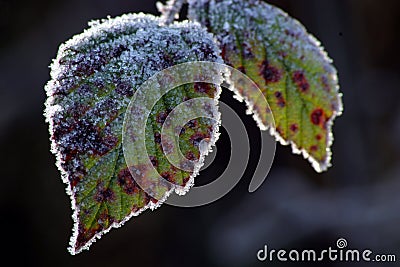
top-left (188, 0), bottom-right (343, 172)
top-left (44, 14), bottom-right (222, 254)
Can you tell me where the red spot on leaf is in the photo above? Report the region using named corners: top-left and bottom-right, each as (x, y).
top-left (54, 119), bottom-right (118, 160)
top-left (94, 187), bottom-right (115, 203)
top-left (183, 175), bottom-right (190, 184)
top-left (260, 60), bottom-right (282, 84)
top-left (98, 135), bottom-right (119, 155)
top-left (186, 119), bottom-right (198, 128)
top-left (237, 66), bottom-right (246, 74)
top-left (274, 91), bottom-right (286, 108)
top-left (67, 164), bottom-right (86, 188)
top-left (76, 223), bottom-right (101, 251)
top-left (117, 168), bottom-right (140, 195)
top-left (276, 127), bottom-right (284, 136)
top-left (316, 134), bottom-right (323, 141)
top-left (98, 211), bottom-right (115, 227)
top-left (190, 132), bottom-right (210, 147)
top-left (290, 124), bottom-right (299, 133)
top-left (156, 112), bottom-right (168, 124)
top-left (311, 109), bottom-right (324, 126)
top-left (154, 132), bottom-right (161, 144)
top-left (67, 103), bottom-right (89, 120)
top-left (310, 145), bottom-right (318, 152)
top-left (149, 156), bottom-right (158, 168)
top-left (160, 172), bottom-right (175, 183)
top-left (194, 82), bottom-right (215, 97)
top-left (115, 79), bottom-right (133, 97)
top-left (292, 71), bottom-right (310, 92)
top-left (186, 151), bottom-right (199, 161)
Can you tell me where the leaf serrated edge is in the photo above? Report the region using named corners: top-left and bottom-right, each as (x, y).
top-left (196, 0), bottom-right (344, 172)
top-left (227, 69), bottom-right (343, 173)
top-left (44, 73), bottom-right (223, 256)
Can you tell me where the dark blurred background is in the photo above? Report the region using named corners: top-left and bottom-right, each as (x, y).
top-left (1, 0), bottom-right (399, 266)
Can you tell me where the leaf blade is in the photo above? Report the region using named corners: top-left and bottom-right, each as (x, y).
top-left (45, 14), bottom-right (222, 254)
top-left (189, 0), bottom-right (343, 171)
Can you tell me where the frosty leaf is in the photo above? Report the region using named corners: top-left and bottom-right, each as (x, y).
top-left (188, 0), bottom-right (343, 172)
top-left (44, 13), bottom-right (222, 254)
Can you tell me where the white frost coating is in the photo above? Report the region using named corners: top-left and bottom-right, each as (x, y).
top-left (189, 0), bottom-right (343, 172)
top-left (44, 12), bottom-right (222, 255)
top-left (157, 0), bottom-right (186, 24)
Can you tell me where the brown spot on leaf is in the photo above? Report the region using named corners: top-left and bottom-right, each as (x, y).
top-left (190, 132), bottom-right (210, 147)
top-left (194, 82), bottom-right (215, 97)
top-left (290, 124), bottom-right (299, 133)
top-left (161, 52), bottom-right (174, 69)
top-left (311, 109), bottom-right (324, 126)
top-left (186, 119), bottom-right (198, 128)
top-left (67, 103), bottom-right (89, 120)
top-left (149, 156), bottom-right (158, 168)
top-left (276, 127), bottom-right (284, 136)
top-left (117, 168), bottom-right (140, 195)
top-left (316, 134), bottom-right (323, 141)
top-left (260, 60), bottom-right (282, 84)
top-left (115, 80), bottom-right (133, 97)
top-left (69, 164), bottom-right (87, 188)
top-left (98, 211), bottom-right (115, 227)
top-left (237, 66), bottom-right (246, 74)
top-left (183, 175), bottom-right (190, 184)
top-left (54, 119), bottom-right (118, 159)
top-left (186, 151), bottom-right (199, 161)
top-left (110, 44), bottom-right (127, 58)
top-left (292, 71), bottom-right (310, 92)
top-left (154, 132), bottom-right (161, 144)
top-left (160, 171), bottom-right (175, 183)
top-left (156, 109), bottom-right (171, 124)
top-left (274, 91), bottom-right (286, 108)
top-left (94, 187), bottom-right (115, 203)
top-left (76, 223), bottom-right (101, 251)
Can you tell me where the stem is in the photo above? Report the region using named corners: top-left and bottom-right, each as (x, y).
top-left (158, 0), bottom-right (186, 25)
